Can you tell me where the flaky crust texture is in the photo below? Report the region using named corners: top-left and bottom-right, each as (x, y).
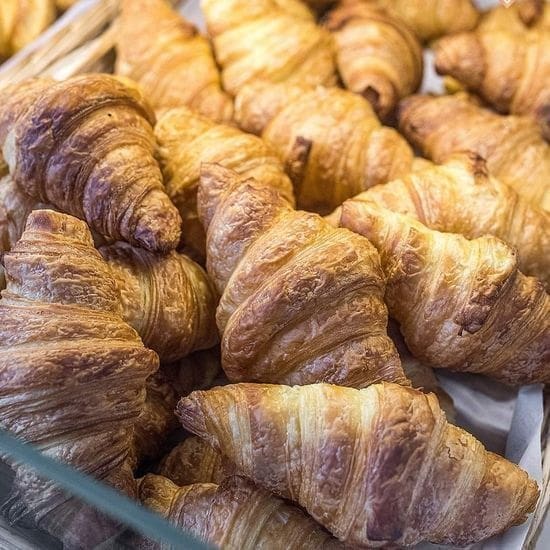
top-left (100, 241), bottom-right (218, 362)
top-left (340, 201), bottom-right (550, 386)
top-left (398, 93), bottom-right (550, 211)
top-left (0, 0), bottom-right (55, 59)
top-left (137, 474), bottom-right (342, 549)
top-left (155, 106), bottom-right (294, 260)
top-left (435, 28), bottom-right (550, 139)
top-left (1, 74), bottom-right (182, 252)
top-left (372, 0), bottom-right (479, 42)
top-left (201, 0), bottom-right (336, 95)
top-left (116, 0), bottom-right (233, 123)
top-left (325, 1), bottom-right (423, 120)
top-left (177, 383), bottom-right (539, 547)
top-left (340, 154), bottom-right (550, 290)
top-left (235, 82), bottom-right (413, 214)
top-left (198, 163), bottom-right (406, 388)
top-left (0, 209), bottom-right (157, 546)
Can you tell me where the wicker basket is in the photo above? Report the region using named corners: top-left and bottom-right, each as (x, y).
top-left (0, 0), bottom-right (548, 548)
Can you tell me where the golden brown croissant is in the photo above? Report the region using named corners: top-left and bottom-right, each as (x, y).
top-left (0, 74), bottom-right (182, 252)
top-left (157, 436), bottom-right (232, 486)
top-left (116, 0), bottom-right (233, 123)
top-left (0, 209), bottom-right (157, 547)
top-left (369, 0), bottom-right (479, 42)
top-left (0, 0), bottom-right (55, 59)
top-left (434, 29), bottom-right (550, 140)
top-left (340, 201), bottom-right (550, 386)
top-left (202, 0), bottom-right (336, 96)
top-left (334, 154), bottom-right (550, 290)
top-left (99, 242), bottom-right (218, 362)
top-left (325, 1), bottom-right (423, 120)
top-left (479, 0), bottom-right (550, 33)
top-left (235, 82), bottom-right (414, 214)
top-left (155, 106), bottom-right (294, 260)
top-left (198, 163), bottom-right (406, 387)
top-left (398, 93), bottom-right (550, 211)
top-left (178, 382), bottom-right (539, 547)
top-left (137, 474), bottom-right (342, 549)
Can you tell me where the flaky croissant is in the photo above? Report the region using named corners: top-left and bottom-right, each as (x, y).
top-left (340, 201), bottom-right (550, 386)
top-left (198, 163), bottom-right (406, 387)
top-left (99, 242), bottom-right (218, 362)
top-left (435, 29), bottom-right (550, 140)
top-left (155, 106), bottom-right (294, 260)
top-left (137, 474), bottom-right (342, 549)
top-left (178, 382), bottom-right (539, 547)
top-left (235, 82), bottom-right (414, 214)
top-left (116, 0), bottom-right (233, 123)
top-left (479, 0), bottom-right (550, 33)
top-left (0, 209), bottom-right (157, 547)
top-left (201, 0), bottom-right (336, 95)
top-left (0, 0), bottom-right (55, 59)
top-left (333, 154), bottom-right (550, 290)
top-left (0, 74), bottom-right (182, 251)
top-left (399, 93), bottom-right (550, 211)
top-left (325, 1), bottom-right (423, 120)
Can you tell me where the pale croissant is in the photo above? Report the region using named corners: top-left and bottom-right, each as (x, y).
top-left (435, 28), bottom-right (550, 139)
top-left (0, 74), bottom-right (182, 251)
top-left (398, 93), bottom-right (550, 211)
top-left (235, 81), bottom-right (413, 214)
top-left (340, 201), bottom-right (550, 386)
top-left (479, 0), bottom-right (550, 33)
top-left (137, 474), bottom-right (342, 549)
top-left (0, 209), bottom-right (157, 547)
top-left (116, 0), bottom-right (233, 123)
top-left (198, 163), bottom-right (406, 387)
top-left (155, 106), bottom-right (294, 260)
top-left (201, 0), bottom-right (336, 95)
top-left (178, 382), bottom-right (539, 547)
top-left (332, 154), bottom-right (550, 290)
top-left (325, 1), bottom-right (423, 120)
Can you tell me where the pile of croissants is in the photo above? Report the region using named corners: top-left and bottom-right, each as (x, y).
top-left (0, 0), bottom-right (548, 548)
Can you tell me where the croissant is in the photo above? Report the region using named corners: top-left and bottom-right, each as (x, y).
top-left (0, 0), bottom-right (55, 59)
top-left (0, 74), bottom-right (182, 252)
top-left (198, 163), bottom-right (406, 387)
top-left (116, 0), bottom-right (233, 123)
top-left (157, 436), bottom-right (232, 486)
top-left (235, 82), bottom-right (414, 214)
top-left (155, 106), bottom-right (294, 260)
top-left (178, 382), bottom-right (539, 547)
top-left (201, 0), bottom-right (336, 96)
top-left (334, 154), bottom-right (550, 290)
top-left (0, 209), bottom-right (157, 547)
top-left (137, 474), bottom-right (342, 549)
top-left (434, 29), bottom-right (550, 140)
top-left (325, 1), bottom-right (423, 120)
top-left (340, 201), bottom-right (550, 386)
top-left (56, 0), bottom-right (76, 9)
top-left (479, 0), bottom-right (550, 33)
top-left (398, 93), bottom-right (550, 211)
top-left (99, 242), bottom-right (218, 362)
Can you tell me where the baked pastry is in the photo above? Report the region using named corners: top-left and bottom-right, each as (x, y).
top-left (137, 474), bottom-right (343, 549)
top-left (340, 201), bottom-right (550, 386)
top-left (434, 28), bottom-right (550, 139)
top-left (56, 0), bottom-right (76, 9)
top-left (0, 74), bottom-right (182, 251)
top-left (155, 106), bottom-right (294, 261)
top-left (479, 0), bottom-right (550, 33)
top-left (201, 0), bottom-right (336, 95)
top-left (116, 0), bottom-right (233, 123)
top-left (198, 163), bottom-right (406, 387)
top-left (399, 93), bottom-right (550, 211)
top-left (331, 154), bottom-right (550, 290)
top-left (0, 0), bottom-right (55, 59)
top-left (99, 242), bottom-right (218, 362)
top-left (177, 382), bottom-right (539, 547)
top-left (235, 82), bottom-right (414, 213)
top-left (0, 209), bottom-right (157, 547)
top-left (325, 1), bottom-right (423, 120)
